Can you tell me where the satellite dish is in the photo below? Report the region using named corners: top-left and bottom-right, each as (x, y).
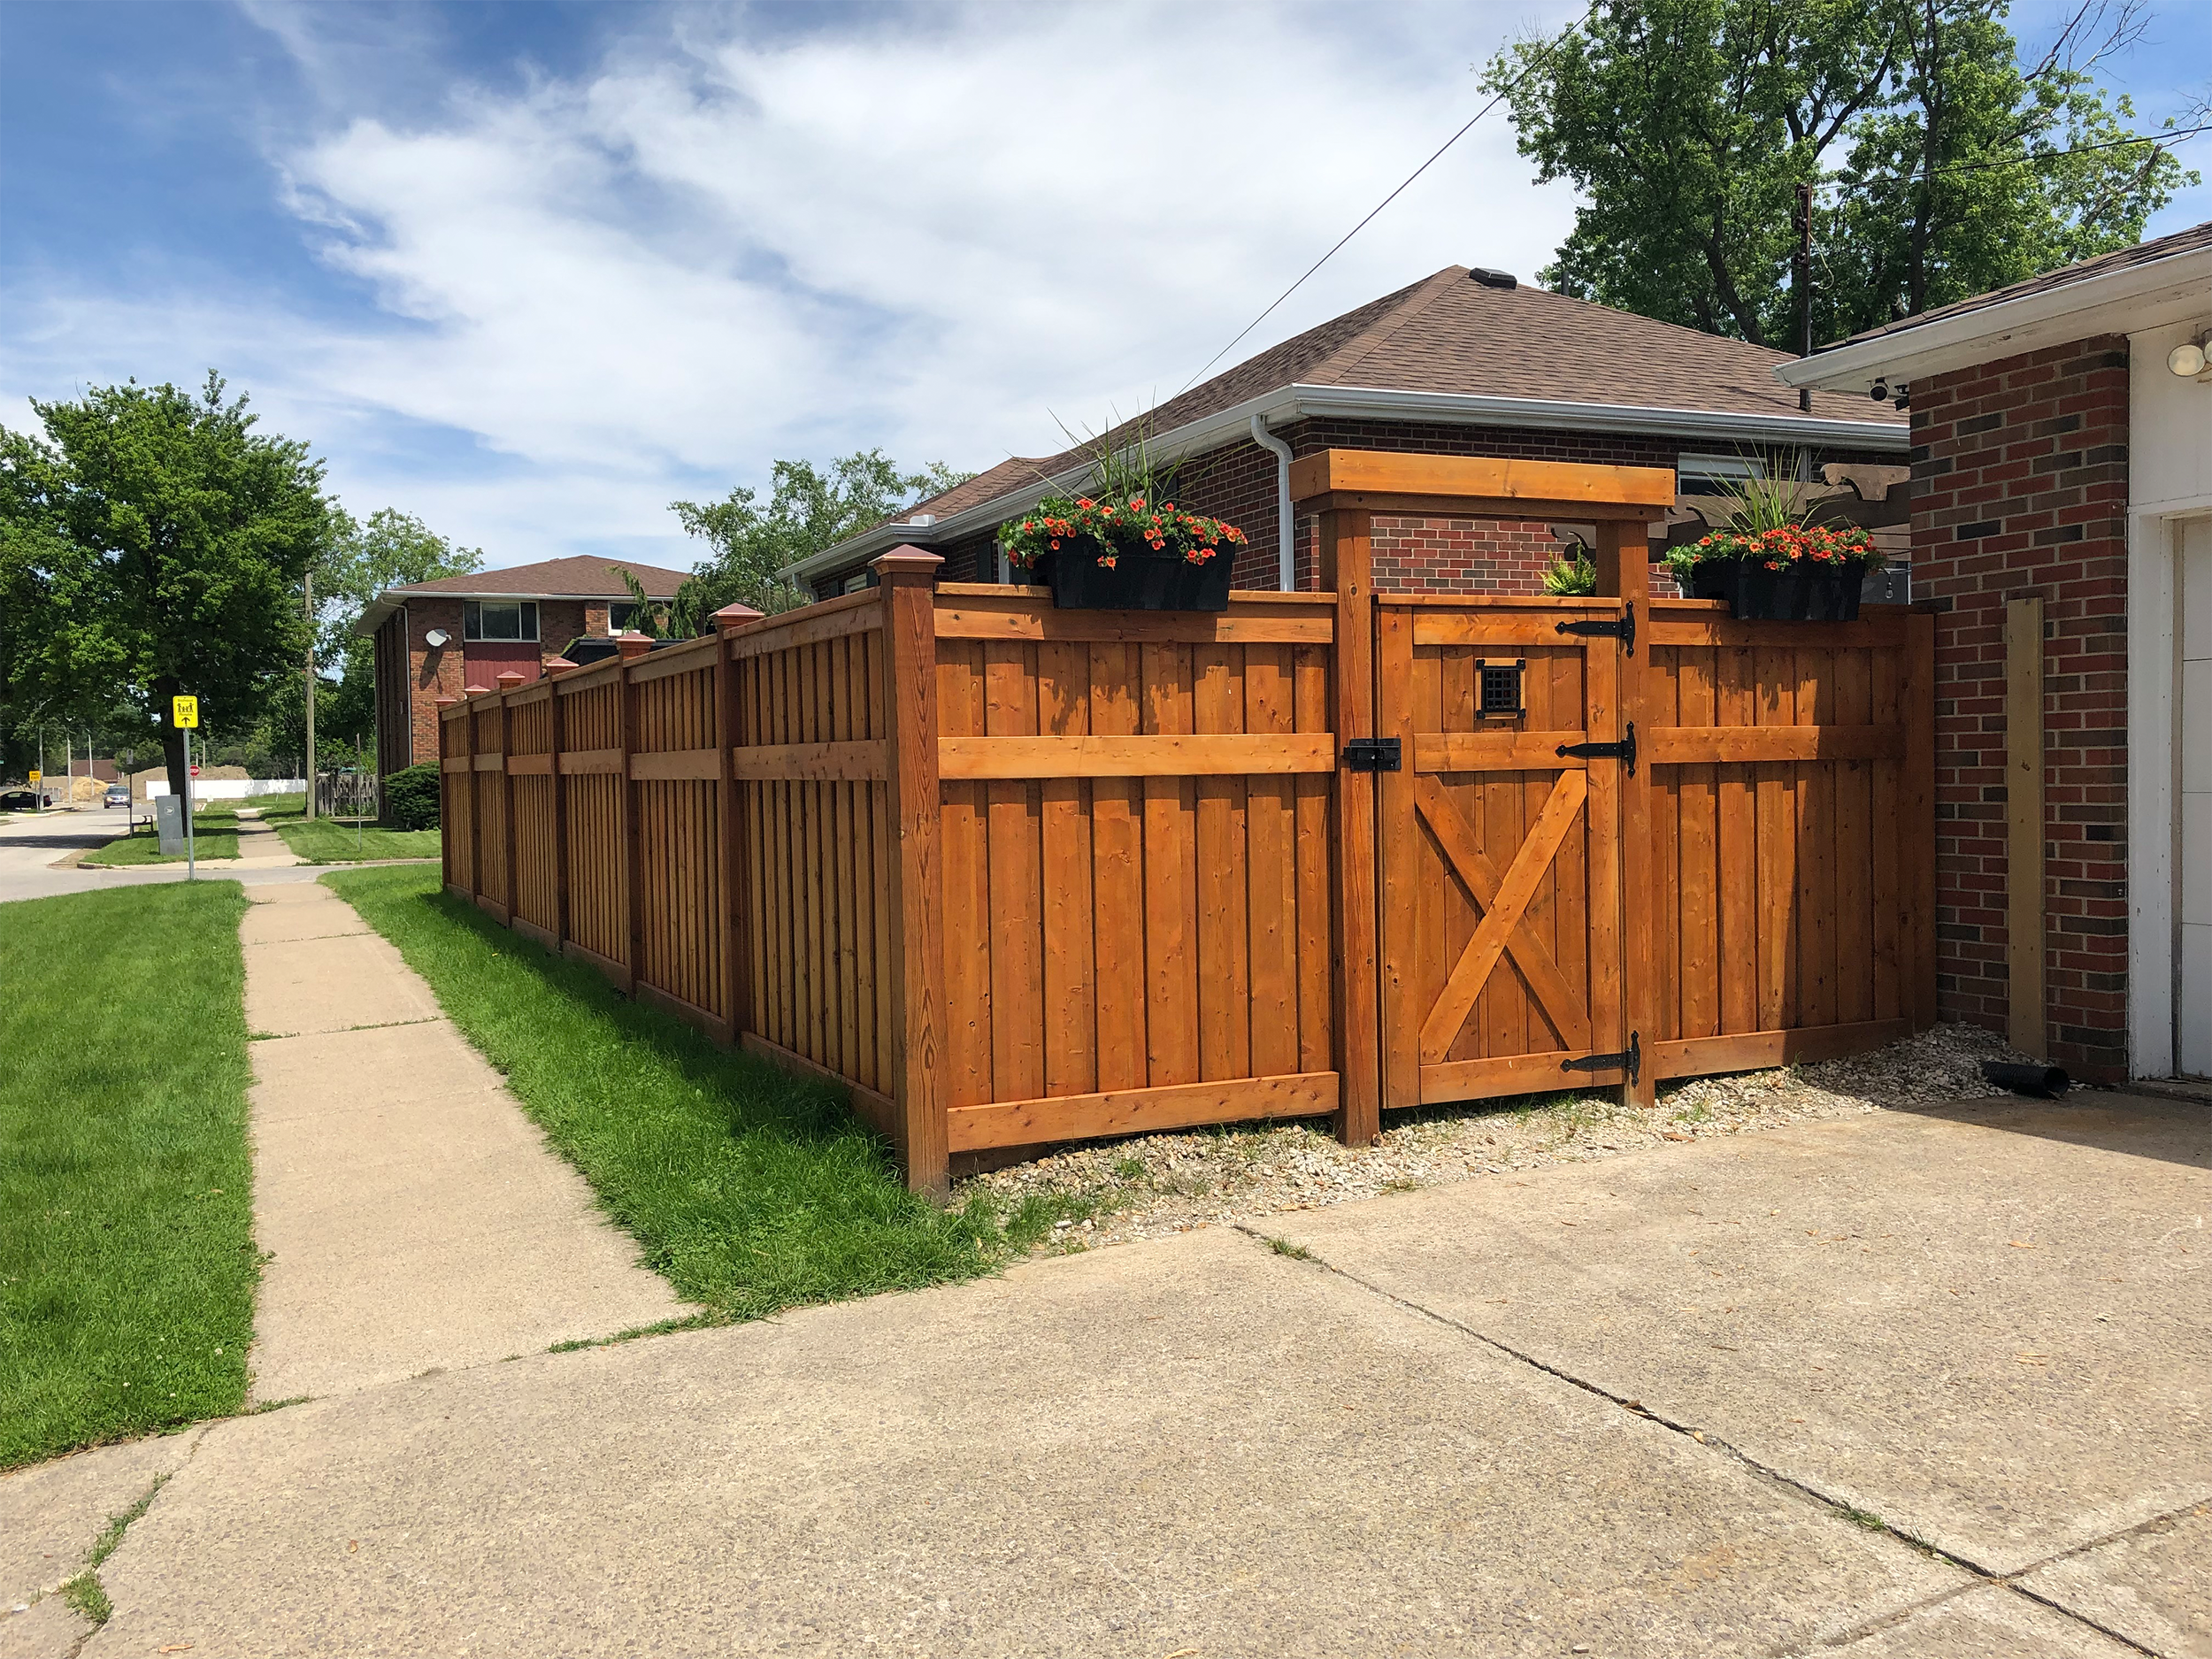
top-left (424, 628), bottom-right (452, 649)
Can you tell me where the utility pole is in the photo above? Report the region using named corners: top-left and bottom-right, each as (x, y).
top-left (304, 572), bottom-right (318, 821)
top-left (1794, 180), bottom-right (1814, 414)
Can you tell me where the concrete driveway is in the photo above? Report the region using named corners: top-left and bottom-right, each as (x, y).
top-left (0, 805), bottom-right (395, 903)
top-left (10, 1093), bottom-right (2205, 1658)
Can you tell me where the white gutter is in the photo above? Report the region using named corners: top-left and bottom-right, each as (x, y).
top-left (1248, 413), bottom-right (1295, 591)
top-left (780, 383), bottom-right (1907, 588)
top-left (1775, 244), bottom-right (2212, 393)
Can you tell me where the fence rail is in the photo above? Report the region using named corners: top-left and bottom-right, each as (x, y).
top-left (443, 518), bottom-right (1935, 1192)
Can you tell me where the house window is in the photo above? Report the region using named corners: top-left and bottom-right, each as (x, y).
top-left (841, 571), bottom-right (873, 595)
top-left (1677, 453), bottom-right (1765, 496)
top-left (463, 600), bottom-right (539, 642)
top-left (608, 602), bottom-right (641, 634)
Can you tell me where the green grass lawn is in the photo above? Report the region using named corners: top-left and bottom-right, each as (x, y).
top-left (0, 882), bottom-right (257, 1469)
top-left (79, 807), bottom-right (244, 865)
top-left (325, 864), bottom-right (1069, 1322)
top-left (274, 817), bottom-right (440, 863)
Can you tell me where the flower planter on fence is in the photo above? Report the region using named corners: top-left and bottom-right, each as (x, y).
top-left (1686, 557), bottom-right (1867, 622)
top-left (1041, 545), bottom-right (1235, 612)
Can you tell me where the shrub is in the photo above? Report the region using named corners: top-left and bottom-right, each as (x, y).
top-left (381, 762), bottom-right (442, 830)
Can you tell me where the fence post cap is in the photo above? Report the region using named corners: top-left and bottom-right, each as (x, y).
top-left (712, 603), bottom-right (765, 634)
top-left (494, 670), bottom-right (527, 690)
top-left (434, 695), bottom-right (460, 708)
top-left (870, 546), bottom-right (944, 580)
top-left (463, 683), bottom-right (491, 696)
top-left (542, 656), bottom-right (580, 676)
top-left (615, 631), bottom-right (655, 660)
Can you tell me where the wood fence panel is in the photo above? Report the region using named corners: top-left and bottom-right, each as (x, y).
top-left (933, 589), bottom-right (1344, 1145)
top-left (558, 674), bottom-right (626, 978)
top-left (1641, 602), bottom-right (1924, 1078)
top-left (441, 705), bottom-right (473, 894)
top-left (508, 692), bottom-right (557, 940)
top-left (633, 650), bottom-right (725, 1032)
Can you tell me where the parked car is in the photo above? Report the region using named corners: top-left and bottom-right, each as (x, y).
top-left (1, 787), bottom-right (45, 810)
top-left (104, 785), bottom-right (131, 808)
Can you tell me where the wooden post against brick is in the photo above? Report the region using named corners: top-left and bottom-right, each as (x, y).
top-left (1322, 507), bottom-right (1382, 1148)
top-left (872, 549), bottom-right (948, 1194)
top-left (1903, 611), bottom-right (1939, 1029)
top-left (2005, 595), bottom-right (2047, 1059)
top-left (714, 603), bottom-right (764, 1044)
top-left (615, 631), bottom-right (651, 993)
top-left (1594, 519), bottom-right (1657, 1107)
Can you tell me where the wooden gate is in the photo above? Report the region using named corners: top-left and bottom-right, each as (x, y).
top-left (1377, 595), bottom-right (1631, 1107)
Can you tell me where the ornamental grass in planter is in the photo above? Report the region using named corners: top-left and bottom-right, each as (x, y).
top-left (995, 420), bottom-right (1248, 611)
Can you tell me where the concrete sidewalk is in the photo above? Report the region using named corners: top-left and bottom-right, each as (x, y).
top-left (239, 882), bottom-right (689, 1404)
top-left (49, 1094), bottom-right (2208, 1659)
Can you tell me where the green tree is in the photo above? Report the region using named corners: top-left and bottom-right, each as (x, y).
top-left (1485, 0), bottom-right (2194, 346)
top-left (671, 450), bottom-right (970, 618)
top-left (0, 374), bottom-right (334, 798)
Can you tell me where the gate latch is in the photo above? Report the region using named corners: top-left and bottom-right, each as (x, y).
top-left (1341, 736), bottom-right (1402, 772)
top-left (1563, 1032), bottom-right (1640, 1084)
top-left (1555, 602), bottom-right (1635, 656)
top-left (1555, 721), bottom-right (1637, 776)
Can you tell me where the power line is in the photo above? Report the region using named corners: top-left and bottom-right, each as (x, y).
top-left (1176, 4), bottom-right (1600, 396)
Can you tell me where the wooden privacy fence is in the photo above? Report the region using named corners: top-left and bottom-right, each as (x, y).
top-left (442, 453), bottom-right (1936, 1192)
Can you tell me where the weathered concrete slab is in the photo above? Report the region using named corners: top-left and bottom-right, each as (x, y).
top-left (0, 1432), bottom-right (200, 1606)
top-left (2016, 1503), bottom-right (2212, 1658)
top-left (238, 898), bottom-right (367, 945)
top-left (242, 896), bottom-right (687, 1404)
top-left (245, 882), bottom-right (341, 906)
top-left (1822, 1585), bottom-right (2143, 1657)
top-left (242, 932), bottom-right (439, 1036)
top-left (88, 1231), bottom-right (1966, 1659)
top-left (1274, 1097), bottom-right (2211, 1577)
top-left (0, 1594), bottom-right (91, 1659)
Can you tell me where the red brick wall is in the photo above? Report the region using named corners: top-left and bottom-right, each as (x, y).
top-left (1909, 334), bottom-right (2130, 1079)
top-left (403, 598), bottom-right (468, 770)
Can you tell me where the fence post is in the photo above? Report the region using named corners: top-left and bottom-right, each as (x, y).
top-left (1321, 508), bottom-right (1382, 1148)
top-left (464, 684), bottom-right (490, 900)
top-left (1905, 611), bottom-right (1939, 1031)
top-left (434, 695), bottom-right (460, 892)
top-left (495, 671), bottom-right (526, 923)
top-left (872, 549), bottom-right (948, 1195)
top-left (544, 657), bottom-right (577, 948)
top-left (714, 604), bottom-right (764, 1047)
top-left (1594, 520), bottom-right (1658, 1108)
top-left (616, 632), bottom-right (652, 993)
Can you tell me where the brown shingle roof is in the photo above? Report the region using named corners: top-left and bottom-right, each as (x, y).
top-left (1832, 219), bottom-right (2212, 349)
top-left (900, 265), bottom-right (1897, 525)
top-left (388, 555), bottom-right (689, 599)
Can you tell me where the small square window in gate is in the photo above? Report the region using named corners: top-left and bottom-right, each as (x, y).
top-left (1477, 659), bottom-right (1525, 718)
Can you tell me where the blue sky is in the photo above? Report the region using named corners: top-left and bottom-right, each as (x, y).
top-left (4, 0), bottom-right (2207, 572)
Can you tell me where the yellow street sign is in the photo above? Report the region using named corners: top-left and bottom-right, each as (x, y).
top-left (172, 695), bottom-right (199, 729)
top-left (27, 770), bottom-right (39, 784)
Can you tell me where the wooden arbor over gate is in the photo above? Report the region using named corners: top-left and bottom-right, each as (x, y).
top-left (441, 450), bottom-right (1935, 1192)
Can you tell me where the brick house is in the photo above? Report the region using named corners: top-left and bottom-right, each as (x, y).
top-left (780, 265), bottom-right (1910, 600)
top-left (357, 556), bottom-right (687, 775)
top-left (1777, 220), bottom-right (2212, 1083)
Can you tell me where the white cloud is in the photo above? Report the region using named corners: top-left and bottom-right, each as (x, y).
top-left (3, 0), bottom-right (1585, 567)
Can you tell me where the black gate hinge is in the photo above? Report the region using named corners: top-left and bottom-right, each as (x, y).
top-left (1563, 1031), bottom-right (1640, 1083)
top-left (1342, 737), bottom-right (1402, 772)
top-left (1555, 602), bottom-right (1635, 655)
top-left (1555, 721), bottom-right (1636, 776)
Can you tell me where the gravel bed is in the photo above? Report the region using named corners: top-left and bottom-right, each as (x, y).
top-left (958, 1023), bottom-right (2047, 1253)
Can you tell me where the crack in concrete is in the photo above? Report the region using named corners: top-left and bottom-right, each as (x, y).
top-left (1235, 1223), bottom-right (2193, 1659)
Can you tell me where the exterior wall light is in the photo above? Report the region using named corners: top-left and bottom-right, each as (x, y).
top-left (2169, 338), bottom-right (2209, 379)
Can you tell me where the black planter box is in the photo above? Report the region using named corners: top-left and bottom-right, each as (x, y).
top-left (1686, 557), bottom-right (1868, 621)
top-left (1038, 544), bottom-right (1235, 612)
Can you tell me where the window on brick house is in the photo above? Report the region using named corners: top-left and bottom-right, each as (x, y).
top-left (608, 602), bottom-right (640, 634)
top-left (1677, 454), bottom-right (1765, 495)
top-left (463, 600), bottom-right (539, 641)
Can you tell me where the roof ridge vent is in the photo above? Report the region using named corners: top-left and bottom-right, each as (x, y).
top-left (1468, 267), bottom-right (1517, 289)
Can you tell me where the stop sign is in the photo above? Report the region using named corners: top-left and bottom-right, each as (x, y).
top-left (189, 765), bottom-right (201, 777)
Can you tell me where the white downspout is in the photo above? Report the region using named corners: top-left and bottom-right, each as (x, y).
top-left (1249, 414), bottom-right (1295, 591)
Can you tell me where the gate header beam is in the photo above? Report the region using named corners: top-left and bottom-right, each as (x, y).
top-left (1289, 449), bottom-right (1674, 523)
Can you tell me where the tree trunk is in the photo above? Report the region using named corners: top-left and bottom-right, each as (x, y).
top-left (161, 725), bottom-right (189, 807)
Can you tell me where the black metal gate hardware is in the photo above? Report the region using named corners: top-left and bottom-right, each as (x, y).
top-left (1555, 602), bottom-right (1635, 656)
top-left (1563, 1031), bottom-right (1640, 1083)
top-left (1555, 721), bottom-right (1636, 776)
top-left (1342, 736), bottom-right (1402, 772)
